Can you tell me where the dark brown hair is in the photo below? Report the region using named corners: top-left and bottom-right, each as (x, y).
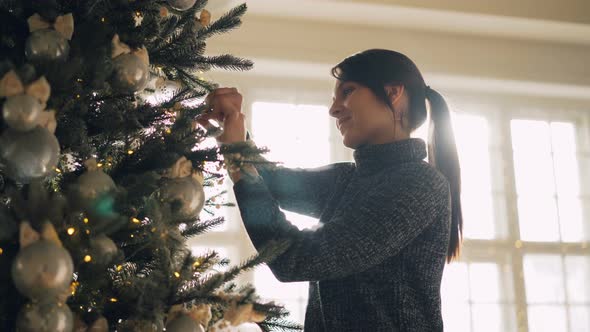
top-left (331, 49), bottom-right (463, 262)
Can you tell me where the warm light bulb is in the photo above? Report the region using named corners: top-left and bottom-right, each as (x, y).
top-left (131, 218), bottom-right (141, 224)
top-left (116, 265), bottom-right (123, 272)
top-left (67, 228), bottom-right (76, 235)
top-left (84, 255), bottom-right (92, 263)
top-left (83, 218), bottom-right (89, 224)
top-left (110, 298), bottom-right (118, 302)
top-left (0, 248), bottom-right (3, 255)
top-left (127, 150), bottom-right (134, 155)
top-left (174, 272), bottom-right (181, 278)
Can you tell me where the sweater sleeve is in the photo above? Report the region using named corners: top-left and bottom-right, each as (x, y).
top-left (224, 137), bottom-right (352, 218)
top-left (232, 169), bottom-right (450, 282)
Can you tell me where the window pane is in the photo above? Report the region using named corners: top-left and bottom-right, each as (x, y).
top-left (254, 266), bottom-right (308, 300)
top-left (254, 266), bottom-right (308, 325)
top-left (511, 119), bottom-right (555, 196)
top-left (251, 102), bottom-right (331, 231)
top-left (469, 263), bottom-right (502, 303)
top-left (471, 304), bottom-right (503, 332)
top-left (251, 102), bottom-right (330, 168)
top-left (461, 193), bottom-right (495, 240)
top-left (565, 256), bottom-right (590, 303)
top-left (442, 303), bottom-right (471, 332)
top-left (442, 262), bottom-right (470, 303)
top-left (451, 112), bottom-right (495, 240)
top-left (569, 306), bottom-right (590, 332)
top-left (517, 196), bottom-right (560, 242)
top-left (527, 305), bottom-right (568, 332)
top-left (558, 196), bottom-right (585, 242)
top-left (523, 255), bottom-right (565, 304)
top-left (551, 122), bottom-right (580, 196)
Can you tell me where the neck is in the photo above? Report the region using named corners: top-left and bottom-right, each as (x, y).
top-left (353, 138), bottom-right (427, 176)
top-left (365, 126), bottom-right (410, 145)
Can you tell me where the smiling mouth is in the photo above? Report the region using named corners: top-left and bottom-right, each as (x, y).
top-left (338, 117), bottom-right (351, 130)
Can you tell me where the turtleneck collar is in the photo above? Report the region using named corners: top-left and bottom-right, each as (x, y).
top-left (353, 138), bottom-right (427, 176)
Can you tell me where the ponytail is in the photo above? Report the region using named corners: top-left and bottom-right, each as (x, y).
top-left (425, 87), bottom-right (463, 263)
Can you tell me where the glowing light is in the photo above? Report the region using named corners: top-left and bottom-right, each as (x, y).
top-left (97, 163), bottom-right (103, 168)
top-left (0, 248), bottom-right (3, 255)
top-left (110, 298), bottom-right (118, 302)
top-left (131, 217), bottom-right (141, 224)
top-left (85, 230), bottom-right (90, 235)
top-left (127, 150), bottom-right (134, 155)
top-left (55, 168), bottom-right (62, 173)
top-left (83, 218), bottom-right (89, 224)
top-left (70, 281), bottom-right (79, 295)
top-left (84, 255), bottom-right (92, 263)
top-left (165, 128), bottom-right (172, 134)
top-left (101, 17), bottom-right (106, 22)
top-left (67, 228), bottom-right (76, 235)
top-left (130, 234), bottom-right (134, 238)
top-left (193, 260), bottom-right (201, 267)
top-left (116, 265), bottom-right (123, 272)
top-left (174, 272), bottom-right (181, 278)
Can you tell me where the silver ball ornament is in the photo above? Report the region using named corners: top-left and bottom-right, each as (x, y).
top-left (89, 234), bottom-right (118, 265)
top-left (75, 170), bottom-right (116, 205)
top-left (167, 0), bottom-right (197, 11)
top-left (2, 95), bottom-right (43, 131)
top-left (11, 240), bottom-right (74, 300)
top-left (111, 53), bottom-right (149, 94)
top-left (117, 319), bottom-right (164, 332)
top-left (16, 302), bottom-right (73, 332)
top-left (155, 176), bottom-right (205, 219)
top-left (165, 314), bottom-right (205, 332)
top-left (25, 29), bottom-right (70, 62)
top-left (0, 127), bottom-right (60, 183)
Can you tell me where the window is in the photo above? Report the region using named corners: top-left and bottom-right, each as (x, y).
top-left (250, 101), bottom-right (333, 325)
top-left (432, 103), bottom-right (589, 331)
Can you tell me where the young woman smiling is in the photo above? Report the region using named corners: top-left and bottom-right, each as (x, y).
top-left (198, 49), bottom-right (463, 332)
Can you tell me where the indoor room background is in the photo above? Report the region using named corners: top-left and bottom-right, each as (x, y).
top-left (191, 1), bottom-right (590, 331)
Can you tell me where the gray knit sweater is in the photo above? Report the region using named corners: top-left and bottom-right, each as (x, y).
top-left (231, 137), bottom-right (452, 331)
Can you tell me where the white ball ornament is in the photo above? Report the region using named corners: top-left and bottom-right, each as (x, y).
top-left (165, 314), bottom-right (205, 332)
top-left (25, 29), bottom-right (70, 62)
top-left (0, 127), bottom-right (60, 182)
top-left (2, 94), bottom-right (43, 131)
top-left (11, 239), bottom-right (74, 300)
top-left (166, 0), bottom-right (197, 11)
top-left (16, 302), bottom-right (73, 332)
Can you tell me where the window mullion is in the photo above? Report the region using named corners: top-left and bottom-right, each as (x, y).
top-left (499, 110), bottom-right (530, 332)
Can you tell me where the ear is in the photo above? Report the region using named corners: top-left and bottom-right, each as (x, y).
top-left (385, 84), bottom-right (404, 106)
top-left (385, 84), bottom-right (405, 120)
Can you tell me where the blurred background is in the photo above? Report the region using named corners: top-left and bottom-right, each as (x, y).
top-left (191, 1), bottom-right (590, 331)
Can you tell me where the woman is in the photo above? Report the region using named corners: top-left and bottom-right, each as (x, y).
top-left (198, 49), bottom-right (462, 332)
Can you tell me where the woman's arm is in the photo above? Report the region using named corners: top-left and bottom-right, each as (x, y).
top-left (232, 168), bottom-right (450, 282)
top-left (223, 133), bottom-right (353, 219)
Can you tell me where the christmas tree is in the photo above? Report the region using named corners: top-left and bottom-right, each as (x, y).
top-left (0, 0), bottom-right (301, 331)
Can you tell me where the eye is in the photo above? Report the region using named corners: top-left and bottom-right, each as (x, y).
top-left (342, 87), bottom-right (354, 97)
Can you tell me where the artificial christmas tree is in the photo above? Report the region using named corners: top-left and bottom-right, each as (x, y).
top-left (0, 1), bottom-right (301, 331)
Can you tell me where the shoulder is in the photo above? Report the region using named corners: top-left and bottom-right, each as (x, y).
top-left (382, 161), bottom-right (450, 198)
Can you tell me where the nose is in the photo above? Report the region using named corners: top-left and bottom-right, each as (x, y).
top-left (329, 101), bottom-right (343, 118)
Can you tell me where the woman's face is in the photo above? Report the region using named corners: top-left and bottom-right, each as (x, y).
top-left (329, 80), bottom-right (407, 149)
